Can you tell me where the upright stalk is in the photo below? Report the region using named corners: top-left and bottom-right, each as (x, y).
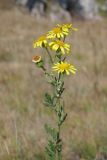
top-left (57, 124), bottom-right (61, 160)
top-left (45, 47), bottom-right (53, 64)
top-left (32, 23), bottom-right (77, 160)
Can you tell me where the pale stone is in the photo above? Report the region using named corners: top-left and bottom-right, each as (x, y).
top-left (79, 0), bottom-right (98, 19)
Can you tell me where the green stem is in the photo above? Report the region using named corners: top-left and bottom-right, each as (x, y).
top-left (58, 124), bottom-right (61, 160)
top-left (56, 75), bottom-right (62, 160)
top-left (45, 48), bottom-right (53, 64)
top-left (42, 66), bottom-right (46, 72)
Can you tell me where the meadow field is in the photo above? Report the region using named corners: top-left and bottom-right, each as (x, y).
top-left (0, 2), bottom-right (107, 160)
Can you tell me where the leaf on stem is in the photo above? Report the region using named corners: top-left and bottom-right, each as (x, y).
top-left (45, 124), bottom-right (58, 142)
top-left (44, 93), bottom-right (55, 108)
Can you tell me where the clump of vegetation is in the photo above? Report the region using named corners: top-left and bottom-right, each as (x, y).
top-left (32, 24), bottom-right (77, 160)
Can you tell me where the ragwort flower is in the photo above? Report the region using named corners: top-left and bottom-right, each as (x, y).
top-left (47, 27), bottom-right (68, 39)
top-left (49, 40), bottom-right (70, 54)
top-left (33, 35), bottom-right (48, 48)
top-left (52, 61), bottom-right (77, 75)
top-left (57, 24), bottom-right (78, 32)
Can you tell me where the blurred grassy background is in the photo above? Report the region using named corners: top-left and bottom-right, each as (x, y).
top-left (0, 1), bottom-right (107, 160)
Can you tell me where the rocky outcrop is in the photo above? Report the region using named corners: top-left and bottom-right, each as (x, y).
top-left (15, 0), bottom-right (100, 19)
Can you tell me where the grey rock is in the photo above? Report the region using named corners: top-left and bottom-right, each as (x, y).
top-left (59, 0), bottom-right (83, 18)
top-left (49, 4), bottom-right (71, 22)
top-left (79, 0), bottom-right (98, 19)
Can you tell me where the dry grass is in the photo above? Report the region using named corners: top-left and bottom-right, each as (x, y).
top-left (0, 3), bottom-right (107, 160)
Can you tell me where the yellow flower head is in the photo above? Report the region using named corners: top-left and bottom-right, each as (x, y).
top-left (49, 40), bottom-right (70, 54)
top-left (33, 35), bottom-right (48, 48)
top-left (52, 61), bottom-right (77, 75)
top-left (32, 55), bottom-right (41, 63)
top-left (47, 27), bottom-right (69, 39)
top-left (57, 24), bottom-right (78, 32)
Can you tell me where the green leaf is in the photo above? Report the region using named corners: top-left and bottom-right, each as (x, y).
top-left (44, 93), bottom-right (55, 108)
top-left (45, 140), bottom-right (56, 160)
top-left (61, 113), bottom-right (67, 124)
top-left (45, 124), bottom-right (58, 141)
top-left (57, 105), bottom-right (67, 126)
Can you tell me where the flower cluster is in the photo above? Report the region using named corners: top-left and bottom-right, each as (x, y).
top-left (32, 23), bottom-right (77, 75)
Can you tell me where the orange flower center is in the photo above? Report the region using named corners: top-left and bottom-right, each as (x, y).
top-left (56, 40), bottom-right (64, 46)
top-left (53, 27), bottom-right (62, 33)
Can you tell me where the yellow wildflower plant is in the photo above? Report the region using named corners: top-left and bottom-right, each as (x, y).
top-left (49, 40), bottom-right (70, 54)
top-left (32, 23), bottom-right (78, 160)
top-left (47, 27), bottom-right (69, 39)
top-left (32, 55), bottom-right (41, 63)
top-left (52, 61), bottom-right (77, 75)
top-left (33, 35), bottom-right (48, 48)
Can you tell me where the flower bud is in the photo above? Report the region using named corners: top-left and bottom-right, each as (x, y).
top-left (32, 55), bottom-right (44, 68)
